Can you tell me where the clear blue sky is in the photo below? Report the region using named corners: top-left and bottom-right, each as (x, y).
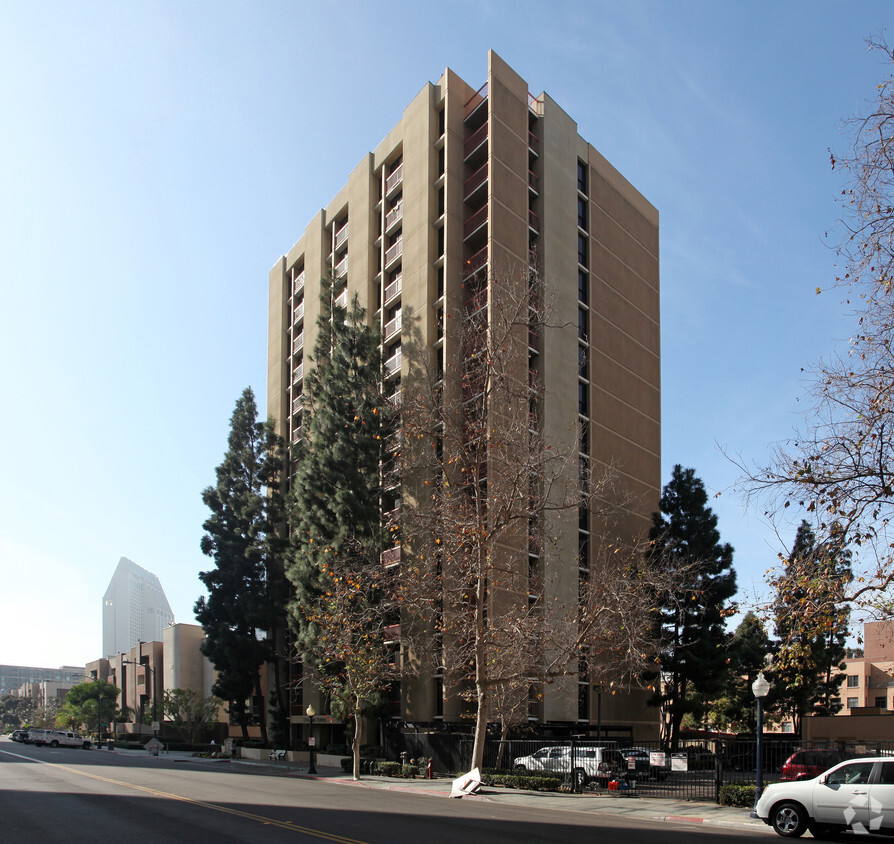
top-left (1, 1), bottom-right (889, 667)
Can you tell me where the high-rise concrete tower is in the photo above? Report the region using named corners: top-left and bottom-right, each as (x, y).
top-left (102, 557), bottom-right (174, 658)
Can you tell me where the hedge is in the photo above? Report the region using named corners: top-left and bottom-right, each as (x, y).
top-left (718, 783), bottom-right (757, 807)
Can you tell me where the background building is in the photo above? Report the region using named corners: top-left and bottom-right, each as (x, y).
top-left (102, 556), bottom-right (174, 658)
top-left (838, 620), bottom-right (894, 712)
top-left (0, 665), bottom-right (84, 698)
top-left (268, 52), bottom-right (660, 741)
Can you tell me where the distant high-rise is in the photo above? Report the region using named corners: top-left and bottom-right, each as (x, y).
top-left (102, 557), bottom-right (174, 658)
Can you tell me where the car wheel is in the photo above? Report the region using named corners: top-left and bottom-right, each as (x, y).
top-left (82, 742), bottom-right (91, 749)
top-left (573, 768), bottom-right (588, 790)
top-left (771, 801), bottom-right (808, 838)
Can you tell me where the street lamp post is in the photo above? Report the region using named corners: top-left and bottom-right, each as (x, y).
top-left (750, 671), bottom-right (771, 819)
top-left (306, 705), bottom-right (317, 775)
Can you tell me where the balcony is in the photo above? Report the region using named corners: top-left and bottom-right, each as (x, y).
top-left (387, 387), bottom-right (402, 407)
top-left (291, 395), bottom-right (302, 414)
top-left (528, 170), bottom-right (539, 194)
top-left (292, 332), bottom-right (304, 355)
top-left (293, 301), bottom-right (304, 324)
top-left (292, 271), bottom-right (305, 297)
top-left (384, 274), bottom-right (402, 305)
top-left (464, 121), bottom-right (488, 161)
top-left (334, 222), bottom-right (349, 250)
top-left (292, 362), bottom-right (304, 383)
top-left (385, 163), bottom-right (404, 195)
top-left (383, 505), bottom-right (401, 526)
top-left (463, 246), bottom-right (488, 281)
top-left (384, 238), bottom-right (403, 269)
top-left (464, 164), bottom-right (488, 202)
top-left (385, 203), bottom-right (403, 231)
top-left (463, 288), bottom-right (488, 318)
top-left (463, 206), bottom-right (487, 241)
top-left (529, 209), bottom-right (540, 234)
top-left (383, 311), bottom-right (402, 342)
top-left (464, 82), bottom-right (488, 119)
top-left (528, 130), bottom-right (539, 156)
top-left (384, 348), bottom-right (402, 377)
top-left (334, 254), bottom-right (348, 279)
top-left (335, 288), bottom-right (348, 309)
top-left (291, 425), bottom-right (304, 444)
top-left (383, 623), bottom-right (401, 642)
top-left (382, 546), bottom-right (401, 567)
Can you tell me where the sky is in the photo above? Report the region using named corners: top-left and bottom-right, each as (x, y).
top-left (0, 0), bottom-right (891, 668)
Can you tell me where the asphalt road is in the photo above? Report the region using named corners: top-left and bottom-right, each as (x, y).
top-left (0, 739), bottom-right (766, 843)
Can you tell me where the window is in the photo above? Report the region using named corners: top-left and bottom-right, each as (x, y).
top-left (578, 307), bottom-right (589, 341)
top-left (827, 762), bottom-right (874, 785)
top-left (847, 696), bottom-right (859, 709)
top-left (577, 234), bottom-right (588, 267)
top-left (578, 196), bottom-right (588, 230)
top-left (438, 147), bottom-right (445, 176)
top-left (577, 159), bottom-right (588, 194)
top-left (847, 675), bottom-right (860, 688)
top-left (578, 270), bottom-right (589, 305)
top-left (438, 107), bottom-right (445, 137)
top-left (578, 345), bottom-right (589, 381)
top-left (881, 762), bottom-right (894, 784)
top-left (578, 382), bottom-right (589, 416)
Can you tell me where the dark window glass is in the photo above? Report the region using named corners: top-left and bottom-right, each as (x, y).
top-left (578, 234), bottom-right (588, 267)
top-left (577, 160), bottom-right (588, 194)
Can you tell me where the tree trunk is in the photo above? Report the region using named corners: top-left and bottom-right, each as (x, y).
top-left (352, 699), bottom-right (363, 781)
top-left (254, 675), bottom-right (268, 746)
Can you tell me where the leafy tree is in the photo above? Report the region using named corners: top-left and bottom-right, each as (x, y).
top-left (64, 680), bottom-right (122, 736)
top-left (649, 465), bottom-right (737, 747)
top-left (745, 38), bottom-right (894, 622)
top-left (771, 520), bottom-right (850, 733)
top-left (0, 695), bottom-right (37, 730)
top-left (286, 277), bottom-right (394, 780)
top-left (194, 386), bottom-right (288, 744)
top-left (163, 689), bottom-right (223, 743)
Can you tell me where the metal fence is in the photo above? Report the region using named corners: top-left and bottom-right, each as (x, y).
top-left (384, 731), bottom-right (894, 803)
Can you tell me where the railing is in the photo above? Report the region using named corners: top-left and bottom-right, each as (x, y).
top-left (464, 121), bottom-right (488, 159)
top-left (383, 312), bottom-right (402, 342)
top-left (335, 289), bottom-right (348, 309)
top-left (291, 395), bottom-right (302, 414)
top-left (292, 332), bottom-right (304, 354)
top-left (384, 238), bottom-right (403, 268)
top-left (293, 301), bottom-right (304, 323)
top-left (334, 223), bottom-right (349, 250)
top-left (291, 426), bottom-right (303, 444)
top-left (385, 163), bottom-right (403, 194)
top-left (385, 203), bottom-right (403, 230)
top-left (464, 206), bottom-right (487, 240)
top-left (385, 348), bottom-right (402, 376)
top-left (464, 247), bottom-right (488, 279)
top-left (463, 288), bottom-right (488, 317)
top-left (293, 362), bottom-right (304, 382)
top-left (528, 170), bottom-right (539, 193)
top-left (384, 274), bottom-right (402, 304)
top-left (292, 271), bottom-right (305, 296)
top-left (529, 209), bottom-right (540, 233)
top-left (528, 91), bottom-right (540, 113)
top-left (464, 82), bottom-right (488, 118)
top-left (334, 255), bottom-right (348, 279)
top-left (528, 131), bottom-right (539, 155)
top-left (387, 388), bottom-right (402, 407)
top-left (383, 623), bottom-right (401, 642)
top-left (464, 164), bottom-right (488, 200)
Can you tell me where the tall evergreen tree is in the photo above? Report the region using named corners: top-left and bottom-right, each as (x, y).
top-left (194, 387), bottom-right (287, 744)
top-left (772, 520), bottom-right (850, 732)
top-left (286, 277), bottom-right (394, 778)
top-left (649, 464), bottom-right (737, 746)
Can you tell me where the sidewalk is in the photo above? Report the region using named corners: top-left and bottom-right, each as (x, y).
top-left (220, 753), bottom-right (771, 834)
top-left (97, 746), bottom-right (769, 833)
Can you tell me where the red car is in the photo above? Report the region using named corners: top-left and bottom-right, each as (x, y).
top-left (781, 748), bottom-right (852, 780)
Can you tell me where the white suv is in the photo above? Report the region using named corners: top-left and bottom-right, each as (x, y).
top-left (513, 746), bottom-right (616, 788)
top-left (755, 756), bottom-right (894, 838)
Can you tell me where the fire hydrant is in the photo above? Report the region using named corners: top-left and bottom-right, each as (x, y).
top-left (427, 758), bottom-right (433, 779)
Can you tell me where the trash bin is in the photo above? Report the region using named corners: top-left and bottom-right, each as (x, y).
top-left (107, 740), bottom-right (115, 751)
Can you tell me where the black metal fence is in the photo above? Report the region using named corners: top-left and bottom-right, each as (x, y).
top-left (384, 731), bottom-right (894, 803)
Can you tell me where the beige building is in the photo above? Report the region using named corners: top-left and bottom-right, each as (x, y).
top-left (268, 52), bottom-right (660, 740)
top-left (838, 620), bottom-right (894, 713)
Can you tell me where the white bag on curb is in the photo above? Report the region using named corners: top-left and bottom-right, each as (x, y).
top-left (450, 767), bottom-right (482, 798)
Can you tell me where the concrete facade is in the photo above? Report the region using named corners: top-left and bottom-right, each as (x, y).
top-left (268, 52), bottom-right (660, 740)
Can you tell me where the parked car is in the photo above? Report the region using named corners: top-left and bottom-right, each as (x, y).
top-left (513, 746), bottom-right (616, 789)
top-left (755, 756), bottom-right (894, 838)
top-left (45, 730), bottom-right (92, 749)
top-left (781, 748), bottom-right (853, 781)
top-left (10, 729), bottom-right (27, 742)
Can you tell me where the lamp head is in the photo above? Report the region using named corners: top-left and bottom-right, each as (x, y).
top-left (306, 704), bottom-right (316, 718)
top-left (752, 671), bottom-right (771, 699)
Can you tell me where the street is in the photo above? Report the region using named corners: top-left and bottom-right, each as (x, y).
top-left (0, 738), bottom-right (767, 843)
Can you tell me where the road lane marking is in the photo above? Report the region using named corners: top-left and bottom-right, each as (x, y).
top-left (0, 749), bottom-right (368, 843)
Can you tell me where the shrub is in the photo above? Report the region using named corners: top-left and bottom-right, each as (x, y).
top-left (480, 772), bottom-right (562, 791)
top-left (377, 761), bottom-right (401, 777)
top-left (401, 764), bottom-right (420, 778)
top-left (718, 783), bottom-right (757, 807)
